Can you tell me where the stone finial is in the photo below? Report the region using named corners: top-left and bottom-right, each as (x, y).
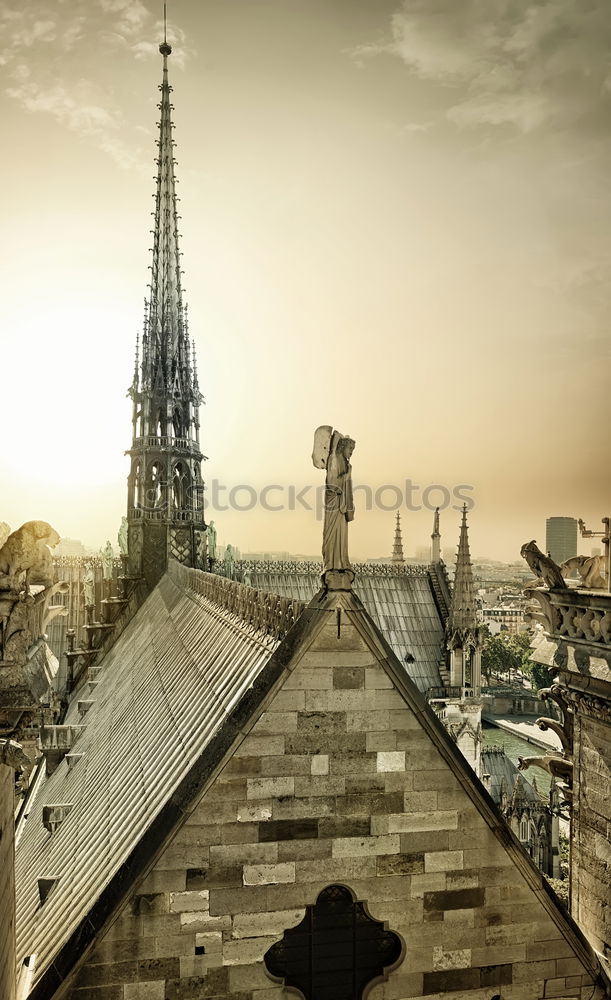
top-left (312, 425), bottom-right (355, 590)
top-left (520, 540), bottom-right (565, 589)
top-left (0, 521), bottom-right (60, 591)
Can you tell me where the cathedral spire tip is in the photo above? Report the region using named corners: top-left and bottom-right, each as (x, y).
top-left (159, 2), bottom-right (172, 56)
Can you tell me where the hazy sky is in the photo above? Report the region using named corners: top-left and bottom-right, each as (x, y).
top-left (2, 0), bottom-right (610, 561)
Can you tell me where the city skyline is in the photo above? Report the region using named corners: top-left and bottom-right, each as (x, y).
top-left (2, 0), bottom-right (610, 562)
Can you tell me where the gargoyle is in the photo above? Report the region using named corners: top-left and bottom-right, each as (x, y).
top-left (0, 738), bottom-right (32, 772)
top-left (535, 717), bottom-right (571, 754)
top-left (0, 521), bottom-right (60, 591)
top-left (520, 541), bottom-right (565, 590)
top-left (559, 554), bottom-right (607, 590)
top-left (518, 753), bottom-right (572, 783)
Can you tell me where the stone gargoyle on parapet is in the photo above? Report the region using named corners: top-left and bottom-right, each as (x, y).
top-left (520, 540), bottom-right (566, 590)
top-left (0, 520), bottom-right (60, 592)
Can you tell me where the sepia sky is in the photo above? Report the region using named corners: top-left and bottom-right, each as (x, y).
top-left (2, 0), bottom-right (610, 562)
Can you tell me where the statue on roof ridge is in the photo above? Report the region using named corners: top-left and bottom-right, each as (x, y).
top-left (312, 425), bottom-right (355, 589)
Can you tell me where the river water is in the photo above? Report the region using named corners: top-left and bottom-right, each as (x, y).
top-left (482, 721), bottom-right (552, 796)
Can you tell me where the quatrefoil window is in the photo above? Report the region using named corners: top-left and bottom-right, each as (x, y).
top-left (264, 884), bottom-right (402, 1000)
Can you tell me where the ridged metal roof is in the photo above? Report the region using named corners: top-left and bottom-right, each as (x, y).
top-left (15, 564), bottom-right (280, 990)
top-left (238, 564), bottom-right (444, 692)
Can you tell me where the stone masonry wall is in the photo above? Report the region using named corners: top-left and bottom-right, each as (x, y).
top-left (68, 610), bottom-right (597, 1000)
top-left (572, 710), bottom-right (611, 957)
top-left (0, 765), bottom-right (16, 1000)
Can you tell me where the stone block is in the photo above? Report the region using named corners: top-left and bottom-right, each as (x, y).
top-left (136, 957), bottom-right (180, 981)
top-left (138, 870), bottom-right (186, 894)
top-left (243, 862), bottom-right (296, 886)
top-left (260, 754), bottom-right (311, 777)
top-left (247, 776), bottom-right (295, 800)
top-left (284, 668), bottom-right (333, 690)
top-left (346, 710), bottom-right (390, 732)
top-left (479, 963), bottom-right (513, 986)
top-left (252, 711), bottom-right (299, 734)
top-left (400, 831), bottom-right (450, 854)
top-left (222, 936), bottom-right (278, 966)
top-left (526, 939), bottom-right (574, 961)
top-left (424, 851), bottom-right (464, 873)
top-left (237, 803), bottom-right (272, 823)
top-left (229, 964), bottom-right (276, 991)
top-left (209, 886), bottom-right (270, 916)
top-left (432, 947), bottom-right (471, 971)
top-left (221, 822), bottom-right (262, 845)
top-left (71, 989), bottom-right (123, 1000)
top-left (232, 908), bottom-right (304, 939)
top-left (413, 770), bottom-right (457, 791)
top-left (422, 967), bottom-right (480, 993)
top-left (374, 689), bottom-right (407, 709)
top-left (318, 816), bottom-right (371, 838)
top-left (403, 791), bottom-right (438, 812)
top-left (179, 955), bottom-right (223, 977)
top-left (333, 665), bottom-right (365, 688)
top-left (365, 667), bottom-right (394, 689)
top-left (124, 983), bottom-right (165, 1000)
top-left (169, 890), bottom-right (211, 915)
top-left (179, 912), bottom-right (232, 932)
top-left (234, 735), bottom-right (285, 757)
top-left (279, 838), bottom-right (332, 861)
top-left (210, 842), bottom-right (277, 865)
top-left (332, 834), bottom-right (400, 857)
top-left (272, 795), bottom-right (335, 820)
top-left (507, 960), bottom-right (558, 984)
top-left (259, 818), bottom-right (319, 842)
top-left (424, 887), bottom-right (484, 912)
top-left (305, 690), bottom-right (370, 711)
top-left (193, 931), bottom-right (223, 953)
top-left (222, 756), bottom-right (262, 776)
top-left (235, 799), bottom-right (272, 824)
top-left (164, 967), bottom-right (229, 998)
top-left (154, 933), bottom-right (196, 958)
top-left (311, 754), bottom-right (329, 775)
top-left (296, 856), bottom-right (377, 883)
top-left (366, 731), bottom-right (398, 752)
top-left (74, 962), bottom-right (138, 987)
top-left (377, 751), bottom-right (405, 772)
top-left (376, 853), bottom-right (424, 876)
top-left (387, 811), bottom-right (458, 834)
top-left (271, 689), bottom-right (306, 711)
top-left (410, 873), bottom-right (447, 898)
top-left (294, 775), bottom-right (346, 797)
top-left (329, 754), bottom-right (377, 775)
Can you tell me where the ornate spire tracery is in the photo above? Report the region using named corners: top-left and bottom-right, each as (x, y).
top-left (449, 505), bottom-right (477, 632)
top-left (125, 25), bottom-right (207, 587)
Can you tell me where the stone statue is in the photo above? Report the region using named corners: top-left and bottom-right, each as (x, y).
top-left (118, 517), bottom-right (128, 557)
top-left (207, 520), bottom-right (217, 563)
top-left (312, 425), bottom-right (355, 580)
top-left (83, 566), bottom-right (95, 607)
top-left (559, 554), bottom-right (607, 590)
top-left (243, 566), bottom-right (252, 587)
top-left (101, 541), bottom-right (114, 581)
top-left (223, 543), bottom-right (234, 580)
top-left (520, 540), bottom-right (565, 590)
top-left (0, 520), bottom-right (60, 590)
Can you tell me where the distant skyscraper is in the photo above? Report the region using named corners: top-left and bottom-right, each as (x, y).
top-left (545, 517), bottom-right (577, 564)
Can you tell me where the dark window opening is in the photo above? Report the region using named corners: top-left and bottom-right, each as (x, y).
top-left (195, 945), bottom-right (206, 955)
top-left (264, 884), bottom-right (402, 1000)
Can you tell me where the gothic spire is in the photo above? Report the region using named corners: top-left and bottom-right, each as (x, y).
top-left (431, 506), bottom-right (441, 563)
top-left (143, 23), bottom-right (190, 394)
top-left (391, 511), bottom-right (405, 564)
top-left (449, 505), bottom-right (478, 630)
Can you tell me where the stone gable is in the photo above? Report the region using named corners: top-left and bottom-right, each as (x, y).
top-left (65, 593), bottom-right (600, 1000)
